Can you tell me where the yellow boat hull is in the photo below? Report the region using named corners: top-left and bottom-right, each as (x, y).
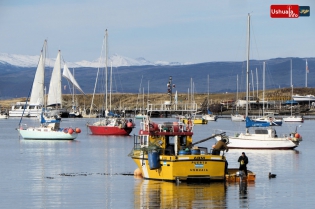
top-left (182, 118), bottom-right (208, 124)
top-left (132, 152), bottom-right (226, 181)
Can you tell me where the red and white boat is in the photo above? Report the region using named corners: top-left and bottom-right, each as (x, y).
top-left (87, 117), bottom-right (135, 135)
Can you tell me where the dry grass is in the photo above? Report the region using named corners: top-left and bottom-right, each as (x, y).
top-left (1, 87), bottom-right (315, 110)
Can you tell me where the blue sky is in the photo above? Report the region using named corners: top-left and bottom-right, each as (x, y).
top-left (0, 0), bottom-right (314, 63)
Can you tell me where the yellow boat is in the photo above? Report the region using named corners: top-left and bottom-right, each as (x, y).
top-left (182, 117), bottom-right (208, 124)
top-left (129, 117), bottom-right (228, 182)
top-left (225, 168), bottom-right (256, 182)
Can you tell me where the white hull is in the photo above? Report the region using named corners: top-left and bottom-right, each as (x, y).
top-left (135, 114), bottom-right (146, 119)
top-left (283, 116), bottom-right (304, 122)
top-left (252, 118), bottom-right (282, 126)
top-left (0, 114), bottom-right (8, 119)
top-left (18, 128), bottom-right (77, 140)
top-left (231, 114), bottom-right (245, 122)
top-left (202, 114), bottom-right (218, 121)
top-left (9, 103), bottom-right (42, 117)
top-left (292, 94), bottom-right (315, 102)
top-left (236, 99), bottom-right (268, 108)
top-left (216, 132), bottom-right (301, 149)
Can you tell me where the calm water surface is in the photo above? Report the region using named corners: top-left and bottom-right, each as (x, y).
top-left (0, 117), bottom-right (314, 208)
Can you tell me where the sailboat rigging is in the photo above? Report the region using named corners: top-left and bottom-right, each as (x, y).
top-left (87, 29), bottom-right (135, 135)
top-left (215, 14), bottom-right (302, 149)
top-left (283, 59), bottom-right (303, 122)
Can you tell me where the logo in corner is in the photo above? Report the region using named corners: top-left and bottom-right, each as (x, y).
top-left (270, 5), bottom-right (310, 18)
top-left (270, 5), bottom-right (300, 18)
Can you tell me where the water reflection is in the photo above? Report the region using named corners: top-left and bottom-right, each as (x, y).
top-left (134, 179), bottom-right (227, 208)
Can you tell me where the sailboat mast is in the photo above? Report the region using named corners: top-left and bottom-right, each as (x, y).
top-left (236, 74), bottom-right (238, 110)
top-left (207, 74), bottom-right (209, 107)
top-left (110, 62), bottom-right (112, 111)
top-left (72, 68), bottom-right (75, 107)
top-left (305, 59), bottom-right (308, 87)
top-left (256, 68), bottom-right (258, 98)
top-left (263, 62), bottom-right (265, 114)
top-left (290, 59), bottom-right (293, 116)
top-left (105, 29), bottom-right (108, 112)
top-left (246, 13), bottom-right (250, 118)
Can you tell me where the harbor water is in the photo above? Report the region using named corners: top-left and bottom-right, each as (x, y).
top-left (0, 117), bottom-right (314, 208)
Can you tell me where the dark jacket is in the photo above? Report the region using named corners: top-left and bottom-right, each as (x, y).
top-left (238, 155), bottom-right (249, 167)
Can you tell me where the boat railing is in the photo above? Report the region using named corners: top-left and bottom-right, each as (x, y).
top-left (140, 121), bottom-right (189, 132)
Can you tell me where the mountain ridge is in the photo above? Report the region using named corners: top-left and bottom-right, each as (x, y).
top-left (0, 52), bottom-right (192, 68)
top-left (0, 56), bottom-right (314, 99)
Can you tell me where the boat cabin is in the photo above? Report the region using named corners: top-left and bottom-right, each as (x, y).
top-left (254, 128), bottom-right (277, 137)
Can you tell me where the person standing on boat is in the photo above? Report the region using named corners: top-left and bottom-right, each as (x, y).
top-left (238, 152), bottom-right (248, 176)
top-left (212, 138), bottom-right (229, 155)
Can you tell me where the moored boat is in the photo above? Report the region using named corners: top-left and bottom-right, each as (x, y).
top-left (215, 117), bottom-right (302, 149)
top-left (231, 113), bottom-right (245, 122)
top-left (18, 112), bottom-right (81, 140)
top-left (225, 168), bottom-right (256, 182)
top-left (87, 116), bottom-right (135, 135)
top-left (252, 112), bottom-right (283, 126)
top-left (129, 116), bottom-right (229, 182)
top-left (283, 115), bottom-right (304, 122)
top-left (202, 110), bottom-right (218, 121)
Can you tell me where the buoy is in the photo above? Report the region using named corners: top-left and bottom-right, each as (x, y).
top-left (134, 168), bottom-right (143, 178)
top-left (295, 133), bottom-right (300, 138)
top-left (63, 128), bottom-right (68, 133)
top-left (75, 128), bottom-right (81, 133)
top-left (68, 128), bottom-right (74, 134)
top-left (127, 122), bottom-right (133, 128)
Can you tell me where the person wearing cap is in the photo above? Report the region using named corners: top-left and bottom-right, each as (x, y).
top-left (238, 152), bottom-right (249, 176)
top-left (212, 138), bottom-right (229, 155)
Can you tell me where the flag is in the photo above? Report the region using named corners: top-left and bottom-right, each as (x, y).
top-left (306, 59), bottom-right (309, 73)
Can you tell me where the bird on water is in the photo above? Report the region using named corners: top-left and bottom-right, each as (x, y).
top-left (269, 172), bottom-right (276, 178)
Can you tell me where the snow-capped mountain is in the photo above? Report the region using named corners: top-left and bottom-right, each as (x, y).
top-left (0, 53), bottom-right (191, 68)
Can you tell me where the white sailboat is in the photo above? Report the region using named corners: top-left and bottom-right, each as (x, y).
top-left (231, 74), bottom-right (245, 122)
top-left (9, 41), bottom-right (47, 117)
top-left (252, 62), bottom-right (282, 126)
top-left (283, 59), bottom-right (304, 122)
top-left (18, 111), bottom-right (81, 140)
top-left (202, 75), bottom-right (218, 121)
top-left (215, 14), bottom-right (302, 149)
top-left (17, 41), bottom-right (82, 140)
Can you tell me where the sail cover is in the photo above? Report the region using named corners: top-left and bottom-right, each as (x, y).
top-left (47, 51), bottom-right (62, 106)
top-left (62, 64), bottom-right (85, 94)
top-left (245, 117), bottom-right (270, 128)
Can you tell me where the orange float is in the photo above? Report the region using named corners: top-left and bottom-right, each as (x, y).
top-left (75, 128), bottom-right (81, 133)
top-left (68, 128), bottom-right (74, 134)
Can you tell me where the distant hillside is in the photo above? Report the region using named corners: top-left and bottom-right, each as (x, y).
top-left (0, 57), bottom-right (314, 99)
